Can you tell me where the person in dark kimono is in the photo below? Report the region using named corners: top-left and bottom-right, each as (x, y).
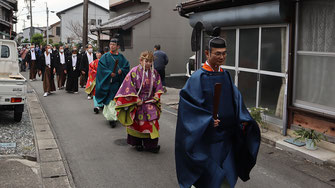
top-left (153, 44), bottom-right (169, 93)
top-left (80, 44), bottom-right (97, 92)
top-left (35, 45), bottom-right (41, 56)
top-left (52, 45), bottom-right (58, 55)
top-left (38, 45), bottom-right (56, 97)
top-left (175, 37), bottom-right (260, 188)
top-left (24, 44), bottom-right (39, 81)
top-left (39, 44), bottom-right (45, 56)
top-left (65, 47), bottom-right (81, 93)
top-left (64, 44), bottom-right (71, 57)
top-left (115, 51), bottom-right (164, 153)
top-left (55, 45), bottom-right (67, 89)
top-left (103, 46), bottom-right (109, 54)
top-left (95, 37), bottom-right (130, 128)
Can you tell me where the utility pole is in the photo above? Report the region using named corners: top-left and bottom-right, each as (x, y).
top-left (46, 3), bottom-right (49, 45)
top-left (82, 0), bottom-right (89, 48)
top-left (29, 0), bottom-right (33, 42)
top-left (23, 19), bottom-right (26, 29)
top-left (14, 12), bottom-right (17, 34)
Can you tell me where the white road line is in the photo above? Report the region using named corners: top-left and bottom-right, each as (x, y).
top-left (162, 108), bottom-right (178, 116)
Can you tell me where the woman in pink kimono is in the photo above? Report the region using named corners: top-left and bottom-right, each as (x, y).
top-left (115, 51), bottom-right (163, 153)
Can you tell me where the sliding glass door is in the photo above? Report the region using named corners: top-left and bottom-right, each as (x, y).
top-left (203, 25), bottom-right (289, 126)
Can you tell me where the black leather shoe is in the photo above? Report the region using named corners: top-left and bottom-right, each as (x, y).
top-left (94, 107), bottom-right (99, 114)
top-left (109, 121), bottom-right (116, 128)
top-left (146, 145), bottom-right (160, 153)
top-left (135, 145), bottom-right (144, 151)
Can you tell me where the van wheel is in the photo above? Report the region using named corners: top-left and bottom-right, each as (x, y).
top-left (14, 112), bottom-right (22, 122)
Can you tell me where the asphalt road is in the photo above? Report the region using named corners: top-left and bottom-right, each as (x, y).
top-left (26, 74), bottom-right (335, 188)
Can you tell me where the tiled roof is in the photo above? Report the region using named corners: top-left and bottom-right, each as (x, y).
top-left (91, 9), bottom-right (150, 32)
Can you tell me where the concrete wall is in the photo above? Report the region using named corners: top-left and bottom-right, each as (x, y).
top-left (59, 3), bottom-right (109, 43)
top-left (22, 28), bottom-right (44, 41)
top-left (115, 0), bottom-right (193, 75)
top-left (49, 24), bottom-right (61, 44)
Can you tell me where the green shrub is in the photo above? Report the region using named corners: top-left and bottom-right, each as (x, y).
top-left (294, 127), bottom-right (327, 146)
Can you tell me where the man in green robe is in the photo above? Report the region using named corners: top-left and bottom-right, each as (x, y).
top-left (95, 38), bottom-right (130, 128)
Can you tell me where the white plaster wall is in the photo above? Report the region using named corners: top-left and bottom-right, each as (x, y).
top-left (60, 4), bottom-right (109, 43)
top-left (22, 28), bottom-right (44, 41)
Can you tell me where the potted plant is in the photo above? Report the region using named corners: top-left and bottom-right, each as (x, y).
top-left (248, 107), bottom-right (269, 132)
top-left (294, 127), bottom-right (327, 150)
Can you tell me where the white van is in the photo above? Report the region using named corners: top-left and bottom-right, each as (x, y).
top-left (0, 39), bottom-right (27, 122)
top-left (186, 55), bottom-right (196, 77)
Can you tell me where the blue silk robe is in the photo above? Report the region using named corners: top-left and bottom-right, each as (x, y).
top-left (95, 52), bottom-right (130, 105)
top-left (175, 68), bottom-right (260, 188)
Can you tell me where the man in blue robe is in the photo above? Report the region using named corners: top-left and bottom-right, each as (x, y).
top-left (175, 37), bottom-right (260, 188)
top-left (95, 38), bottom-right (130, 128)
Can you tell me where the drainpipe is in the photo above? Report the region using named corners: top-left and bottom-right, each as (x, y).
top-left (283, 0), bottom-right (299, 136)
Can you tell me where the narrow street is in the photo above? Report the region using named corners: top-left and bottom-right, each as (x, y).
top-left (1, 0), bottom-right (334, 187)
top-left (27, 76), bottom-right (178, 187)
top-left (24, 72), bottom-right (335, 188)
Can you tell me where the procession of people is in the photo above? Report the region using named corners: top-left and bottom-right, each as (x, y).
top-left (21, 35), bottom-right (260, 188)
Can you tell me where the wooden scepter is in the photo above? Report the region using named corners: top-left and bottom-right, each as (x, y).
top-left (212, 83), bottom-right (222, 120)
top-left (113, 59), bottom-right (119, 73)
top-left (110, 59), bottom-right (119, 83)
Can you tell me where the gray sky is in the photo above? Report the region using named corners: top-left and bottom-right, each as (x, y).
top-left (16, 0), bottom-right (109, 32)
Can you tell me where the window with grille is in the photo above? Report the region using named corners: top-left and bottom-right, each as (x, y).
top-left (121, 28), bottom-right (132, 49)
top-left (293, 0), bottom-right (335, 116)
top-left (90, 19), bottom-right (96, 26)
top-left (1, 45), bottom-right (10, 58)
top-left (56, 27), bottom-right (60, 36)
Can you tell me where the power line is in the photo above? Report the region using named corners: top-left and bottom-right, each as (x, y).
top-left (20, 11), bottom-right (45, 16)
top-left (17, 7), bottom-right (27, 17)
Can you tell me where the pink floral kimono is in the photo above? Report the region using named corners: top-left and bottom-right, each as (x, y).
top-left (115, 64), bottom-right (163, 150)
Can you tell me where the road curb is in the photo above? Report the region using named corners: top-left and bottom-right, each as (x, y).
top-left (261, 128), bottom-right (335, 168)
top-left (325, 158), bottom-right (335, 170)
top-left (26, 86), bottom-right (75, 188)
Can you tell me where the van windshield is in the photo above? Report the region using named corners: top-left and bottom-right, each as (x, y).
top-left (1, 45), bottom-right (10, 58)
